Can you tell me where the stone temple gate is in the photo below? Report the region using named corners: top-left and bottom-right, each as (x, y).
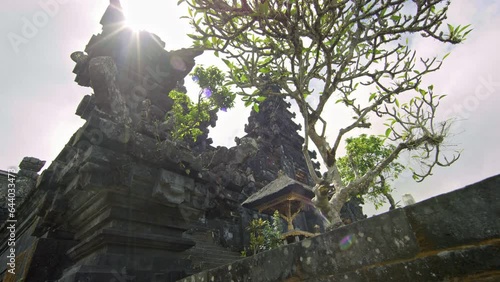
top-left (0, 1), bottom-right (365, 281)
top-left (3, 2), bottom-right (496, 282)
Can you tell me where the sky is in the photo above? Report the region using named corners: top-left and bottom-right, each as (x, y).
top-left (1, 0), bottom-right (499, 215)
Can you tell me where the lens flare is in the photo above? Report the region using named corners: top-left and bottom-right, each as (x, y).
top-left (339, 234), bottom-right (355, 250)
top-left (170, 55), bottom-right (186, 71)
top-left (203, 88), bottom-right (212, 98)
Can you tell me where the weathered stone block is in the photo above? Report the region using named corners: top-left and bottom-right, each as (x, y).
top-left (17, 169), bottom-right (40, 179)
top-left (297, 209), bottom-right (418, 278)
top-left (304, 270), bottom-right (365, 282)
top-left (24, 237), bottom-right (77, 282)
top-left (153, 169), bottom-right (193, 204)
top-left (362, 244), bottom-right (500, 282)
top-left (19, 157), bottom-right (46, 172)
top-left (211, 244), bottom-right (300, 282)
top-left (404, 175), bottom-right (500, 252)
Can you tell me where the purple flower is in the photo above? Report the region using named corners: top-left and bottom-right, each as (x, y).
top-left (203, 88), bottom-right (212, 98)
top-left (192, 75), bottom-right (199, 82)
top-left (220, 107), bottom-right (227, 112)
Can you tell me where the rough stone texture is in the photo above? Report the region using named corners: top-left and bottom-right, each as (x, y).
top-left (179, 174), bottom-right (500, 282)
top-left (405, 175), bottom-right (500, 252)
top-left (235, 96), bottom-right (366, 225)
top-left (0, 2), bottom-right (205, 280)
top-left (18, 157), bottom-right (45, 172)
top-left (0, 1), bottom-right (497, 280)
top-left (15, 157), bottom-right (45, 200)
top-left (0, 1), bottom-right (364, 281)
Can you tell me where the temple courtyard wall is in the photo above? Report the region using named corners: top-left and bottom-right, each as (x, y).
top-left (180, 174), bottom-right (500, 282)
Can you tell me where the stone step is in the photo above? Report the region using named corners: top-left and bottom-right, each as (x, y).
top-left (188, 250), bottom-right (240, 258)
top-left (187, 252), bottom-right (241, 262)
top-left (183, 229), bottom-right (243, 273)
top-left (186, 247), bottom-right (241, 257)
top-left (190, 244), bottom-right (239, 250)
top-left (189, 256), bottom-right (240, 266)
top-left (195, 261), bottom-right (231, 270)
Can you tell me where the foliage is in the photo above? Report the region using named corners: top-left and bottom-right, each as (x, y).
top-left (167, 65), bottom-right (235, 141)
top-left (179, 0), bottom-right (469, 226)
top-left (242, 210), bottom-right (283, 257)
top-left (337, 134), bottom-right (404, 210)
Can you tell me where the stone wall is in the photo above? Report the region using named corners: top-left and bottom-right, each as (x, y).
top-left (179, 174), bottom-right (500, 282)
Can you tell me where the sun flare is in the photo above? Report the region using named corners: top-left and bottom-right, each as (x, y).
top-left (119, 0), bottom-right (175, 32)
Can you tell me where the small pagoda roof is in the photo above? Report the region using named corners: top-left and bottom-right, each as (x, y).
top-left (242, 174), bottom-right (314, 211)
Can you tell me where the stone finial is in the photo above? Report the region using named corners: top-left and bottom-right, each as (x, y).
top-left (16, 157), bottom-right (45, 199)
top-left (402, 194), bottom-right (416, 206)
top-left (100, 0), bottom-right (126, 27)
top-left (19, 157), bottom-right (45, 173)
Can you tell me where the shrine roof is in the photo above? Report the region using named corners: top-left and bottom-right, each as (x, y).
top-left (242, 173), bottom-right (314, 209)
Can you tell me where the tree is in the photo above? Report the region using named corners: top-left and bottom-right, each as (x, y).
top-left (337, 134), bottom-right (404, 211)
top-left (179, 0), bottom-right (469, 227)
top-left (167, 65), bottom-right (235, 142)
top-left (242, 210), bottom-right (283, 256)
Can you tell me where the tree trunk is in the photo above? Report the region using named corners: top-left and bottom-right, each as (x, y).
top-left (383, 191), bottom-right (396, 210)
top-left (379, 175), bottom-right (396, 210)
top-left (312, 184), bottom-right (343, 229)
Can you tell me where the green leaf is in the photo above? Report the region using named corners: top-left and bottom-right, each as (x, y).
top-left (259, 67), bottom-right (271, 74)
top-left (240, 74), bottom-right (249, 83)
top-left (244, 100), bottom-right (252, 107)
top-left (253, 103), bottom-right (260, 113)
top-left (222, 59), bottom-right (233, 68)
top-left (391, 14), bottom-right (401, 23)
top-left (447, 24), bottom-right (454, 34)
top-left (258, 1), bottom-right (269, 15)
top-left (459, 24), bottom-right (471, 33)
top-left (443, 52), bottom-right (451, 60)
top-left (385, 128), bottom-right (392, 137)
top-left (463, 28), bottom-right (473, 38)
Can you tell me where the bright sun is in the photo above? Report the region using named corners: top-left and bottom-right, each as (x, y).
top-left (120, 0), bottom-right (172, 32)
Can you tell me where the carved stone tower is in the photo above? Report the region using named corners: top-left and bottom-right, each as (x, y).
top-left (242, 96), bottom-right (320, 188)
